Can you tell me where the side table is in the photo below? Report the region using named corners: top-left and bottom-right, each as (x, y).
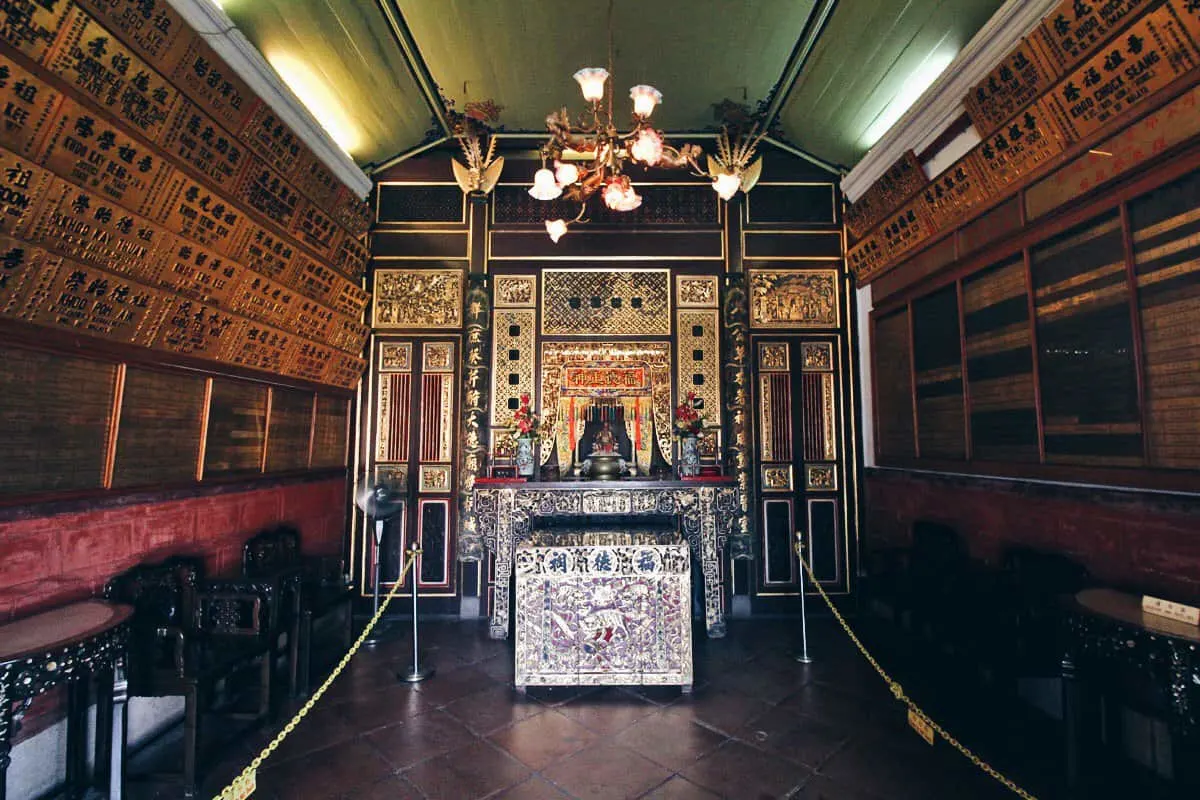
top-left (0, 600), bottom-right (133, 800)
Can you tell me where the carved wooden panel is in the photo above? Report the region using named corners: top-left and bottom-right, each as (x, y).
top-left (0, 348), bottom-right (116, 494)
top-left (376, 184), bottom-right (465, 224)
top-left (676, 309), bottom-right (720, 420)
top-left (204, 378), bottom-right (266, 476)
top-left (111, 366), bottom-right (205, 487)
top-left (372, 268), bottom-right (463, 329)
top-left (491, 308), bottom-right (535, 427)
top-left (493, 274), bottom-right (536, 308)
top-left (376, 370), bottom-right (412, 463)
top-left (676, 275), bottom-right (718, 308)
top-left (748, 269), bottom-right (839, 328)
top-left (541, 268), bottom-right (670, 336)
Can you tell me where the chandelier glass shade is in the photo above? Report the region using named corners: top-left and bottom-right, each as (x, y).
top-left (528, 1), bottom-right (766, 242)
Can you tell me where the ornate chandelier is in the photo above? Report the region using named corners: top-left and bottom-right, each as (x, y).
top-left (529, 1), bottom-right (765, 242)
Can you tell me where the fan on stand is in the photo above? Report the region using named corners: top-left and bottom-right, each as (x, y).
top-left (356, 482), bottom-right (405, 648)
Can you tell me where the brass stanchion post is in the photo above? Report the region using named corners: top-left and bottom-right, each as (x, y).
top-left (792, 530), bottom-right (813, 664)
top-left (399, 545), bottom-right (434, 682)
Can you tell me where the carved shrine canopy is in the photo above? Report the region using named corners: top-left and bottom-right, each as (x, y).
top-left (468, 480), bottom-right (747, 640)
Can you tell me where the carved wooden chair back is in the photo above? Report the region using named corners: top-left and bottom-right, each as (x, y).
top-left (242, 525), bottom-right (302, 577)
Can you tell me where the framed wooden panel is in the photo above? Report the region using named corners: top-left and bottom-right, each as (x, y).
top-left (265, 387), bottom-right (314, 473)
top-left (203, 378), bottom-right (267, 477)
top-left (0, 348), bottom-right (116, 494)
top-left (112, 367), bottom-right (205, 488)
top-left (311, 394), bottom-right (349, 468)
top-left (874, 308), bottom-right (916, 461)
top-left (913, 286), bottom-right (966, 460)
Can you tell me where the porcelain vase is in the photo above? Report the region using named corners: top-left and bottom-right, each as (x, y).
top-left (678, 435), bottom-right (700, 478)
top-left (516, 437), bottom-right (535, 477)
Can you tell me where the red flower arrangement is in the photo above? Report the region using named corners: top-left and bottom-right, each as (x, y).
top-left (673, 391), bottom-right (705, 437)
top-left (510, 393), bottom-right (541, 440)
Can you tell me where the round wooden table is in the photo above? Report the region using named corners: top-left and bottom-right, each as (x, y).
top-left (0, 600), bottom-right (133, 800)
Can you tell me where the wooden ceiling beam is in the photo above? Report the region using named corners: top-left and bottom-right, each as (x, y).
top-left (760, 0), bottom-right (840, 137)
top-left (375, 0), bottom-right (453, 139)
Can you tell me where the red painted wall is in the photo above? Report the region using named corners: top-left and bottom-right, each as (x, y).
top-left (0, 476), bottom-right (349, 621)
top-left (865, 469), bottom-right (1200, 604)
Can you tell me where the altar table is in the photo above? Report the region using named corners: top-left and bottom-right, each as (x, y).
top-left (471, 479), bottom-right (741, 639)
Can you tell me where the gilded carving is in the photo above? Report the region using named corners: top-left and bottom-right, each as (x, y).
top-left (722, 275), bottom-right (753, 557)
top-left (490, 309), bottom-right (536, 427)
top-left (423, 341), bottom-right (454, 372)
top-left (762, 465), bottom-right (793, 492)
top-left (676, 275), bottom-right (719, 308)
top-left (801, 342), bottom-right (834, 371)
top-left (758, 342), bottom-right (789, 371)
top-left (540, 342), bottom-right (674, 469)
top-left (749, 269), bottom-right (839, 328)
top-left (459, 274), bottom-right (491, 560)
top-left (420, 464), bottom-right (452, 493)
top-left (541, 269), bottom-right (670, 336)
top-left (676, 309), bottom-right (720, 429)
top-left (758, 374), bottom-right (777, 463)
top-left (375, 464), bottom-right (408, 492)
top-left (806, 464), bottom-right (837, 491)
top-left (494, 274), bottom-right (536, 307)
top-left (821, 372), bottom-right (837, 460)
top-left (372, 269), bottom-right (463, 329)
top-left (379, 342), bottom-right (411, 372)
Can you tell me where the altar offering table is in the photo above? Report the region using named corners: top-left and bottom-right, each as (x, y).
top-left (472, 479), bottom-right (741, 639)
top-left (515, 531), bottom-right (693, 691)
top-left (0, 600), bottom-right (133, 800)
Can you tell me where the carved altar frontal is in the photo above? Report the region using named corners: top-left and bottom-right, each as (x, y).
top-left (471, 480), bottom-right (741, 640)
top-left (515, 533), bottom-right (693, 690)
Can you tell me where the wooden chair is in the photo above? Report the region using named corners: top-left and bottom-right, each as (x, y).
top-left (104, 558), bottom-right (273, 799)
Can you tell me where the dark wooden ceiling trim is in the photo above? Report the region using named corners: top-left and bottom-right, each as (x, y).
top-left (761, 0), bottom-right (840, 141)
top-left (374, 0), bottom-right (453, 140)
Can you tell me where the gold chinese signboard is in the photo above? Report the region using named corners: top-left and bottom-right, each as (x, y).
top-left (0, 50), bottom-right (63, 158)
top-left (1044, 5), bottom-right (1200, 142)
top-left (963, 38), bottom-right (1061, 136)
top-left (916, 150), bottom-right (994, 229)
top-left (1035, 0), bottom-right (1156, 69)
top-left (975, 99), bottom-right (1069, 192)
top-left (844, 151), bottom-right (926, 239)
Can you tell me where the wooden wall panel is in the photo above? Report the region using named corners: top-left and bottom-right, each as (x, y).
top-left (265, 387), bottom-right (314, 473)
top-left (0, 349), bottom-right (116, 494)
top-left (311, 394), bottom-right (349, 468)
top-left (963, 256), bottom-right (1039, 462)
top-left (1031, 211), bottom-right (1143, 465)
top-left (111, 367), bottom-right (205, 487)
top-left (913, 286), bottom-right (965, 460)
top-left (874, 308), bottom-right (915, 461)
top-left (1129, 169), bottom-right (1200, 469)
top-left (203, 378), bottom-right (267, 476)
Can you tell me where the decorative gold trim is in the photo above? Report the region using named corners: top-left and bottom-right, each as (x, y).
top-left (378, 342), bottom-right (412, 372)
top-left (800, 342), bottom-right (834, 371)
top-left (675, 274), bottom-right (720, 308)
top-left (494, 274), bottom-right (537, 308)
top-left (676, 309), bottom-right (720, 426)
top-left (540, 268), bottom-right (671, 337)
top-left (419, 464), bottom-right (452, 493)
top-left (743, 183), bottom-right (838, 226)
top-left (805, 463), bottom-right (837, 491)
top-left (372, 269), bottom-right (464, 329)
top-left (487, 229), bottom-right (726, 261)
top-left (491, 309), bottom-right (536, 427)
top-left (423, 341), bottom-right (455, 372)
top-left (374, 181), bottom-right (468, 226)
top-left (748, 269), bottom-right (841, 329)
top-left (758, 342), bottom-right (789, 371)
top-left (761, 464), bottom-right (793, 492)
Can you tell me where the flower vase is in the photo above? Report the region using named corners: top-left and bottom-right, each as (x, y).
top-left (678, 435), bottom-right (700, 478)
top-left (515, 437), bottom-right (535, 477)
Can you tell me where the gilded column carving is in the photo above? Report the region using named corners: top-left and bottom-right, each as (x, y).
top-left (458, 274), bottom-right (491, 561)
top-left (722, 274), bottom-right (753, 560)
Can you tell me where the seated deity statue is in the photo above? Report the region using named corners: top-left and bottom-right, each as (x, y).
top-left (581, 422), bottom-right (629, 478)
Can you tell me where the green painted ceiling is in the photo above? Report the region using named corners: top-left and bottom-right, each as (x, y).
top-left (220, 0), bottom-right (1007, 172)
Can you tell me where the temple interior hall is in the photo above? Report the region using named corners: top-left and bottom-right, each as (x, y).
top-left (2, 0), bottom-right (1200, 798)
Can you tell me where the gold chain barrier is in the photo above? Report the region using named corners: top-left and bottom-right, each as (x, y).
top-left (215, 546), bottom-right (421, 800)
top-left (795, 541), bottom-right (1037, 800)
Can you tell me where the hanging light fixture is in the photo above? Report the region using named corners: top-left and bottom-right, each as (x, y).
top-left (527, 0), bottom-right (766, 242)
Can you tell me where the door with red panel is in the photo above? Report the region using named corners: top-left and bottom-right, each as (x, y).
top-left (752, 336), bottom-right (853, 609)
top-left (368, 336), bottom-right (459, 605)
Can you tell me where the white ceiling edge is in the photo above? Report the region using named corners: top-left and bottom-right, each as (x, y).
top-left (166, 0), bottom-right (373, 200)
top-left (841, 0), bottom-right (1058, 203)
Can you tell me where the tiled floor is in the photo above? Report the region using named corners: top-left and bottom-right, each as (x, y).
top-left (135, 617), bottom-right (1068, 799)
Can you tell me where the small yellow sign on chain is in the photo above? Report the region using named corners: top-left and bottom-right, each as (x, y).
top-left (220, 770), bottom-right (256, 800)
top-left (908, 705), bottom-right (935, 746)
